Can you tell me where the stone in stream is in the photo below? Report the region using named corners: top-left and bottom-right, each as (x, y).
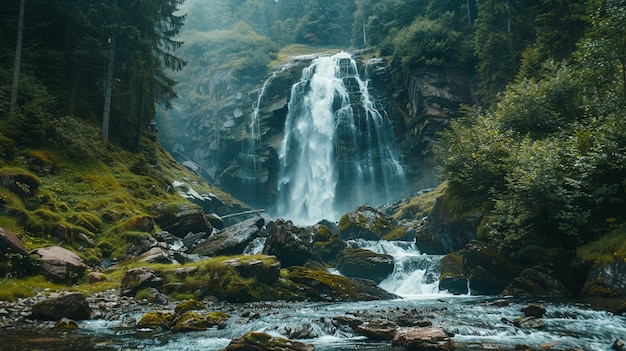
top-left (392, 326), bottom-right (455, 351)
top-left (221, 331), bottom-right (314, 351)
top-left (355, 320), bottom-right (400, 341)
top-left (335, 248), bottom-right (394, 284)
top-left (520, 303), bottom-right (546, 318)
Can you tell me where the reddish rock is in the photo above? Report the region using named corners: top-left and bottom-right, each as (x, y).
top-left (355, 320), bottom-right (400, 341)
top-left (392, 326), bottom-right (455, 351)
top-left (32, 246), bottom-right (86, 284)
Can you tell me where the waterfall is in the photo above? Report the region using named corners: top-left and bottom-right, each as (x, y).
top-left (347, 240), bottom-right (443, 298)
top-left (276, 52), bottom-right (406, 225)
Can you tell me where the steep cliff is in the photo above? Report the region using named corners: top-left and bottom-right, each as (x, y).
top-left (158, 51), bottom-right (474, 213)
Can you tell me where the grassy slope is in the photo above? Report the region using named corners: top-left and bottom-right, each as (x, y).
top-left (0, 115), bottom-right (247, 300)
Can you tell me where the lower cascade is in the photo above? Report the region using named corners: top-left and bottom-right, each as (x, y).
top-left (347, 239), bottom-right (443, 298)
top-left (276, 51), bottom-right (406, 225)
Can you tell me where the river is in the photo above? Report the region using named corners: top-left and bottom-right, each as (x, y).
top-left (1, 240), bottom-right (624, 350)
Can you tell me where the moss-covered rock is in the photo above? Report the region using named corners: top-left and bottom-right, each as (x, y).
top-left (222, 331), bottom-right (314, 351)
top-left (137, 310), bottom-right (176, 329)
top-left (336, 248), bottom-right (394, 284)
top-left (313, 223), bottom-right (346, 264)
top-left (461, 241), bottom-right (521, 295)
top-left (174, 299), bottom-right (205, 314)
top-left (339, 205), bottom-right (397, 241)
top-left (262, 219), bottom-right (322, 267)
top-left (438, 252), bottom-right (467, 295)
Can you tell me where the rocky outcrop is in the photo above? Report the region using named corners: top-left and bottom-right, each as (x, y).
top-left (336, 248), bottom-right (394, 284)
top-left (154, 203), bottom-right (213, 238)
top-left (583, 261), bottom-right (626, 297)
top-left (262, 219), bottom-right (322, 267)
top-left (31, 292), bottom-right (92, 321)
top-left (221, 332), bottom-right (314, 351)
top-left (191, 216), bottom-right (264, 256)
top-left (31, 246), bottom-right (86, 284)
top-left (355, 320), bottom-right (399, 341)
top-left (462, 242), bottom-right (521, 295)
top-left (312, 222), bottom-right (346, 264)
top-left (415, 197), bottom-right (480, 254)
top-left (222, 256), bottom-right (281, 284)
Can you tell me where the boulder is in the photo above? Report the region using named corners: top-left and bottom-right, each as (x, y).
top-left (338, 205), bottom-right (397, 241)
top-left (221, 331), bottom-right (314, 351)
top-left (0, 227), bottom-right (29, 256)
top-left (53, 317), bottom-right (79, 330)
top-left (520, 304), bottom-right (546, 318)
top-left (137, 310), bottom-right (176, 329)
top-left (582, 261), bottom-right (626, 297)
top-left (312, 223), bottom-right (346, 264)
top-left (222, 256), bottom-right (281, 283)
top-left (355, 320), bottom-right (399, 341)
top-left (31, 292), bottom-right (92, 321)
top-left (513, 316), bottom-right (546, 329)
top-left (192, 216), bottom-right (264, 256)
top-left (32, 246), bottom-right (87, 284)
top-left (336, 248), bottom-right (394, 284)
top-left (262, 219), bottom-right (322, 267)
top-left (392, 326), bottom-right (455, 351)
top-left (120, 267), bottom-right (163, 297)
top-left (501, 267), bottom-right (571, 297)
top-left (154, 203), bottom-right (213, 238)
top-left (438, 252), bottom-right (468, 295)
top-left (461, 241), bottom-right (521, 295)
top-left (286, 266), bottom-right (397, 302)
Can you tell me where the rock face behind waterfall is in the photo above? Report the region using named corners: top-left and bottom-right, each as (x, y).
top-left (160, 51), bottom-right (473, 215)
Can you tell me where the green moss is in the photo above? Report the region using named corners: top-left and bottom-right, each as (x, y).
top-left (174, 299), bottom-right (205, 314)
top-left (578, 225), bottom-right (626, 266)
top-left (137, 310), bottom-right (176, 329)
top-left (0, 167), bottom-right (42, 197)
top-left (392, 182), bottom-right (446, 220)
top-left (382, 227), bottom-right (407, 241)
top-left (0, 276), bottom-right (66, 301)
top-left (134, 288), bottom-right (153, 300)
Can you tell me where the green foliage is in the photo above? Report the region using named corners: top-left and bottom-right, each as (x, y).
top-left (390, 16), bottom-right (461, 68)
top-left (578, 224), bottom-right (626, 266)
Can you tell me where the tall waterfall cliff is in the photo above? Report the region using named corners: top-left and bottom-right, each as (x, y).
top-left (157, 51), bottom-right (473, 218)
top-left (275, 52), bottom-right (405, 224)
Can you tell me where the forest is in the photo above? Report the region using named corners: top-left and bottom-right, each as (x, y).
top-left (1, 0), bottom-right (626, 280)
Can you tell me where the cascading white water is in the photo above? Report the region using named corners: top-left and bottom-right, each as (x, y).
top-left (347, 239), bottom-right (444, 298)
top-left (276, 52), bottom-right (406, 225)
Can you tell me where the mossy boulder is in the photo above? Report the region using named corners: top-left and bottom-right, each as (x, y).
top-left (461, 241), bottom-right (521, 295)
top-left (137, 310), bottom-right (176, 329)
top-left (336, 248), bottom-right (394, 284)
top-left (171, 311), bottom-right (212, 333)
top-left (438, 252), bottom-right (468, 295)
top-left (414, 195), bottom-right (481, 254)
top-left (262, 219), bottom-right (322, 267)
top-left (222, 331), bottom-right (314, 351)
top-left (174, 299), bottom-right (205, 314)
top-left (286, 266), bottom-right (397, 301)
top-left (501, 267), bottom-right (571, 297)
top-left (339, 205), bottom-right (397, 241)
top-left (312, 223), bottom-right (346, 264)
top-left (222, 256), bottom-right (281, 283)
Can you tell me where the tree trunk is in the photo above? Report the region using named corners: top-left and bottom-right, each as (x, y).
top-left (9, 0), bottom-right (25, 116)
top-left (102, 38), bottom-right (116, 145)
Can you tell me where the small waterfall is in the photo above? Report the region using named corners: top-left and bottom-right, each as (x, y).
top-left (276, 52), bottom-right (406, 225)
top-left (347, 240), bottom-right (444, 298)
